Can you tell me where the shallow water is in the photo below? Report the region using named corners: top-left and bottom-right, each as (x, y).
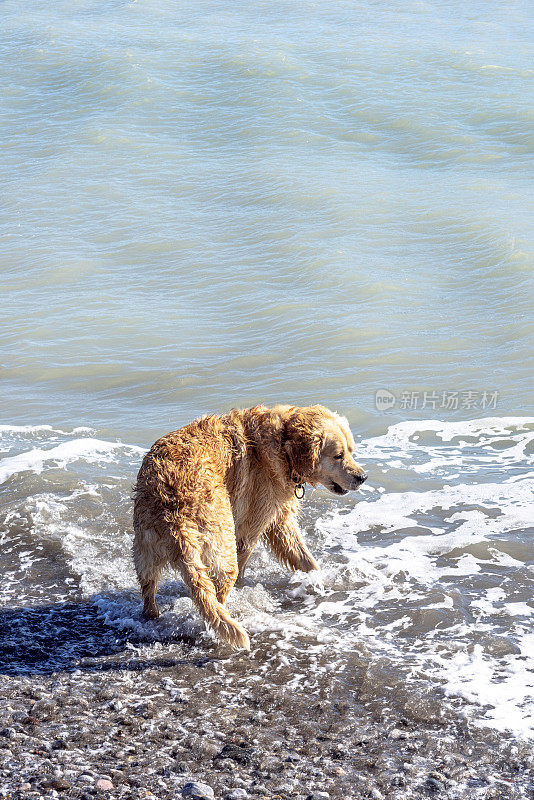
top-left (0, 0), bottom-right (533, 795)
top-left (1, 418), bottom-right (532, 744)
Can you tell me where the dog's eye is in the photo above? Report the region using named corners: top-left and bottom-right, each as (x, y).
top-left (334, 453), bottom-right (344, 460)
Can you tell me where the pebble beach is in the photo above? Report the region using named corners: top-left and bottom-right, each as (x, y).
top-left (2, 645), bottom-right (533, 800)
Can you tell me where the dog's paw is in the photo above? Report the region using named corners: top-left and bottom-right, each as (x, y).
top-left (225, 622), bottom-right (251, 651)
top-left (143, 605), bottom-right (160, 620)
top-left (236, 632), bottom-right (251, 651)
top-left (296, 553), bottom-right (320, 572)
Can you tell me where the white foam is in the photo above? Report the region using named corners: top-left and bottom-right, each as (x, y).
top-left (0, 424), bottom-right (57, 434)
top-left (0, 438), bottom-right (145, 484)
top-left (320, 480), bottom-right (534, 549)
top-left (306, 417), bottom-right (534, 738)
top-left (358, 416), bottom-right (534, 476)
top-left (93, 588), bottom-right (204, 642)
top-left (362, 417), bottom-right (534, 448)
top-left (0, 423), bottom-right (95, 436)
top-left (503, 602), bottom-right (533, 617)
top-left (436, 643), bottom-right (534, 737)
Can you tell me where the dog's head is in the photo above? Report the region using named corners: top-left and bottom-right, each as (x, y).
top-left (280, 405), bottom-right (367, 495)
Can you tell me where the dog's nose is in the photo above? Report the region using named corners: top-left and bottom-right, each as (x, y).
top-left (357, 472), bottom-right (368, 484)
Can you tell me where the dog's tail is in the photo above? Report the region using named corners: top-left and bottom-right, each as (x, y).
top-left (178, 541), bottom-right (250, 651)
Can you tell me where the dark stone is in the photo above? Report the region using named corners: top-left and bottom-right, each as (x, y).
top-left (181, 781), bottom-right (215, 800)
top-left (159, 766), bottom-right (173, 777)
top-left (216, 744), bottom-right (255, 766)
top-left (52, 738), bottom-right (69, 749)
top-left (426, 777), bottom-right (444, 793)
top-left (330, 747), bottom-right (346, 759)
top-left (41, 778), bottom-right (71, 791)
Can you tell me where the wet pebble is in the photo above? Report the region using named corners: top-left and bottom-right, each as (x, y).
top-left (388, 728), bottom-right (408, 740)
top-left (217, 744), bottom-right (254, 766)
top-left (182, 781), bottom-right (215, 799)
top-left (51, 738), bottom-right (68, 750)
top-left (428, 771), bottom-right (448, 783)
top-left (426, 776), bottom-right (444, 793)
top-left (330, 765), bottom-right (346, 777)
top-left (40, 778), bottom-right (71, 791)
top-left (330, 747), bottom-right (346, 759)
top-left (0, 655), bottom-right (531, 800)
top-left (199, 740), bottom-right (220, 757)
top-left (31, 699), bottom-right (56, 718)
top-left (96, 777), bottom-right (114, 791)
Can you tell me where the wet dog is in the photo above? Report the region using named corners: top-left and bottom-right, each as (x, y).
top-left (133, 404), bottom-right (367, 649)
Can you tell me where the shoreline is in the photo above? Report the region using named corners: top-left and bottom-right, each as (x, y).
top-left (1, 638), bottom-right (532, 800)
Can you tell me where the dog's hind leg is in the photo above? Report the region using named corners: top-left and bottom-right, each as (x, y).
top-left (133, 526), bottom-right (168, 620)
top-left (214, 555), bottom-right (239, 605)
top-left (173, 534), bottom-right (250, 651)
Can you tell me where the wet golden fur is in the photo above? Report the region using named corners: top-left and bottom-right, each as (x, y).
top-left (133, 404), bottom-right (367, 650)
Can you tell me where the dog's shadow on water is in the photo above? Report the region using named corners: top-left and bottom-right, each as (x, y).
top-left (0, 582), bottom-right (210, 677)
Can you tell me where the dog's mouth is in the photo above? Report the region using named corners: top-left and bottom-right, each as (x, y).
top-left (330, 481), bottom-right (349, 495)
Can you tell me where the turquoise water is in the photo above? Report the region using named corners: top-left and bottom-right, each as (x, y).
top-left (1, 0), bottom-right (533, 439)
top-left (0, 0), bottom-right (533, 755)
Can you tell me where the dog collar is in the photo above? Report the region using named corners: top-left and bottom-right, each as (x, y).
top-left (291, 470), bottom-right (305, 499)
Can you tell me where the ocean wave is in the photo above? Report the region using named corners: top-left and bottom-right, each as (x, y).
top-left (0, 437), bottom-right (145, 485)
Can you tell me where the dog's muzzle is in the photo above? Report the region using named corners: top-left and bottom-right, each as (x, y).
top-left (331, 473), bottom-right (367, 495)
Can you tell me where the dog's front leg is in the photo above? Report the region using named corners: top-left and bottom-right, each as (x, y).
top-left (263, 515), bottom-right (319, 573)
top-left (236, 540), bottom-right (255, 583)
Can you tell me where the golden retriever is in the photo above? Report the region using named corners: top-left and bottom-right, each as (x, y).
top-left (133, 404), bottom-right (367, 650)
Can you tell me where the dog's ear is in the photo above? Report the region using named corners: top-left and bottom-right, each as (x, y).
top-left (283, 410), bottom-right (325, 480)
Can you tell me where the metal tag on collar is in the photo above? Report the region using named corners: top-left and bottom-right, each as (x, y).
top-left (294, 484), bottom-right (305, 499)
